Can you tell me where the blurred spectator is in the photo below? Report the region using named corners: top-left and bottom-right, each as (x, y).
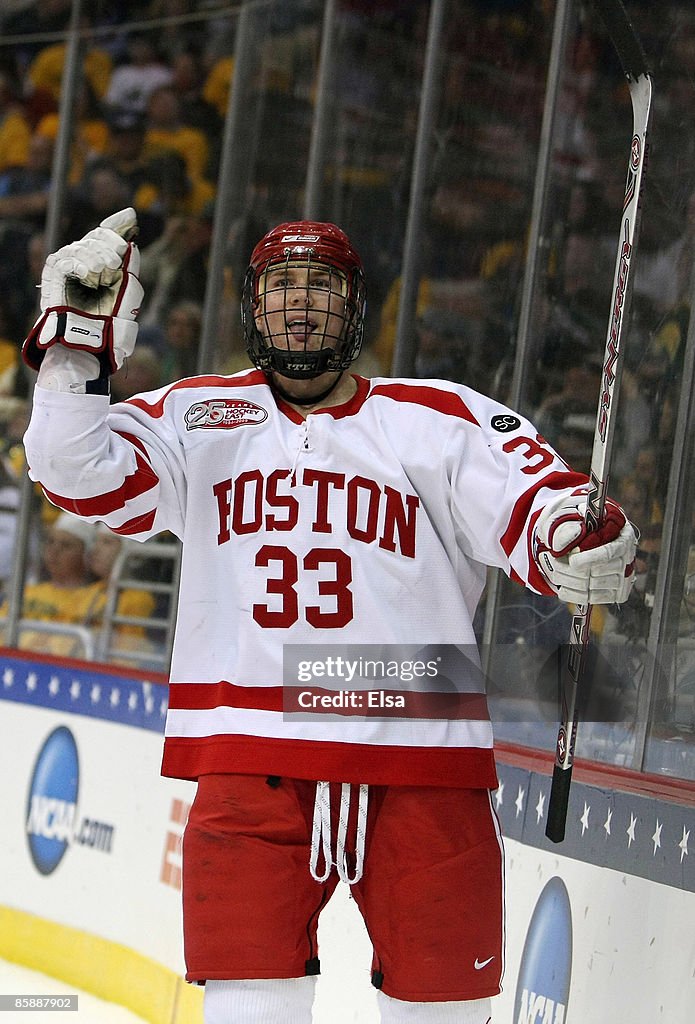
top-left (610, 365), bottom-right (653, 481)
top-left (104, 34), bottom-right (174, 116)
top-left (0, 300), bottom-right (21, 396)
top-left (534, 356), bottom-right (602, 474)
top-left (0, 1), bottom-right (72, 71)
top-left (0, 455), bottom-right (20, 601)
top-left (24, 39), bottom-right (112, 123)
top-left (0, 129), bottom-right (53, 225)
top-left (143, 0), bottom-right (208, 66)
top-left (535, 360), bottom-right (650, 483)
top-left (0, 71), bottom-right (30, 174)
top-left (616, 475), bottom-right (656, 540)
top-left (0, 134), bottom-right (52, 320)
top-left (144, 84), bottom-right (212, 186)
top-left (104, 107), bottom-right (150, 188)
top-left (0, 229), bottom-right (46, 342)
top-left (138, 213), bottom-right (196, 325)
top-left (139, 207), bottom-right (213, 315)
top-left (64, 159), bottom-right (134, 239)
top-left (83, 523), bottom-right (157, 661)
top-left (0, 511), bottom-right (97, 656)
top-left (201, 54), bottom-right (234, 120)
top-left (636, 291), bottom-right (691, 468)
top-left (34, 80), bottom-right (109, 185)
top-left (168, 48), bottom-right (220, 136)
top-left (413, 307), bottom-right (474, 383)
top-left (159, 300), bottom-right (202, 381)
top-left (680, 543), bottom-right (695, 638)
top-left (135, 150), bottom-right (215, 219)
top-left (373, 276), bottom-right (439, 375)
top-left (635, 187), bottom-right (695, 316)
top-left (65, 157), bottom-right (163, 246)
top-left (111, 346), bottom-right (163, 402)
top-left (617, 444), bottom-right (664, 530)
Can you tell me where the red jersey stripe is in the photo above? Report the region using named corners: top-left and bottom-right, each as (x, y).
top-left (170, 680), bottom-right (284, 712)
top-left (124, 369), bottom-right (267, 419)
top-left (368, 383), bottom-right (480, 425)
top-left (524, 507), bottom-right (557, 595)
top-left (111, 507), bottom-right (157, 535)
top-left (161, 734), bottom-right (499, 789)
top-left (500, 469), bottom-right (587, 557)
top-left (41, 449), bottom-right (159, 517)
top-left (168, 680), bottom-right (491, 721)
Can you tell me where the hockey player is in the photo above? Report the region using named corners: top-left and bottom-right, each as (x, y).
top-left (22, 210), bottom-right (636, 1024)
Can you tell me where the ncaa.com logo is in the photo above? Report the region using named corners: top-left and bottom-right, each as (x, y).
top-left (25, 726), bottom-right (115, 875)
top-left (514, 876), bottom-right (572, 1023)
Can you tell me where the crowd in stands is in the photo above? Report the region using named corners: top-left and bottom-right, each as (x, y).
top-left (0, 0), bottom-right (693, 700)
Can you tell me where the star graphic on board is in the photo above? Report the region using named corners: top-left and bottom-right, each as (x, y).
top-left (48, 676), bottom-right (60, 696)
top-left (494, 781), bottom-right (504, 810)
top-left (26, 672), bottom-right (38, 692)
top-left (651, 820), bottom-right (662, 856)
top-left (604, 807), bottom-right (613, 837)
top-left (515, 785), bottom-right (525, 818)
top-left (678, 826), bottom-right (690, 864)
top-left (128, 691), bottom-right (138, 711)
top-left (535, 791), bottom-right (546, 824)
top-left (2, 668), bottom-right (14, 687)
top-left (627, 813), bottom-right (637, 848)
top-left (580, 802), bottom-right (591, 836)
top-left (90, 684), bottom-right (101, 704)
top-left (70, 680), bottom-right (81, 700)
top-left (110, 687), bottom-right (121, 708)
top-left (160, 698), bottom-right (167, 717)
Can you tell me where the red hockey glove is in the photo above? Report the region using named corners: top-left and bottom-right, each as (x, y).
top-left (533, 490), bottom-right (637, 604)
top-left (22, 208), bottom-right (143, 387)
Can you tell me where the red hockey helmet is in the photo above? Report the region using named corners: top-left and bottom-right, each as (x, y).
top-left (241, 221), bottom-right (366, 379)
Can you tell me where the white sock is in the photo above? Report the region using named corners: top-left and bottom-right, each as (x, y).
top-left (204, 977), bottom-right (316, 1024)
top-left (377, 991), bottom-right (492, 1023)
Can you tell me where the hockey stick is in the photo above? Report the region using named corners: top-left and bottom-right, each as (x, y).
top-left (545, 0), bottom-right (652, 843)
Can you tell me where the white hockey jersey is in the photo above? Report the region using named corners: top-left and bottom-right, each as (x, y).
top-left (24, 370), bottom-right (587, 788)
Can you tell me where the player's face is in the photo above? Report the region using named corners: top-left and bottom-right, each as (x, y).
top-left (254, 261), bottom-right (348, 356)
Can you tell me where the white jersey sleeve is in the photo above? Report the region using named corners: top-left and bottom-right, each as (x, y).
top-left (24, 383), bottom-right (188, 539)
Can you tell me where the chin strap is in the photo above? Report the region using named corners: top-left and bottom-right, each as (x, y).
top-left (270, 371), bottom-right (345, 407)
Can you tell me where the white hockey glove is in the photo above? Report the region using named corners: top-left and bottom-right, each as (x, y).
top-left (22, 208), bottom-right (143, 394)
top-left (533, 490), bottom-right (637, 605)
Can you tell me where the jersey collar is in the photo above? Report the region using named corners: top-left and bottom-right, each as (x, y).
top-left (274, 374), bottom-right (370, 422)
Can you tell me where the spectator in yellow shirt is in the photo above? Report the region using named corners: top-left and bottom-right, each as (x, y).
top-left (144, 85), bottom-right (211, 185)
top-left (0, 511), bottom-right (97, 657)
top-left (82, 525), bottom-right (157, 662)
top-left (0, 72), bottom-right (30, 174)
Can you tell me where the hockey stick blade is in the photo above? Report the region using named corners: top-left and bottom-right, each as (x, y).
top-left (545, 0), bottom-right (653, 843)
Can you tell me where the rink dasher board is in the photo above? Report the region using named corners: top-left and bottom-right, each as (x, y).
top-left (494, 757), bottom-right (695, 1022)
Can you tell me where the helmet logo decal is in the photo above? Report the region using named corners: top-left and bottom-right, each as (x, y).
top-left (281, 234), bottom-right (320, 243)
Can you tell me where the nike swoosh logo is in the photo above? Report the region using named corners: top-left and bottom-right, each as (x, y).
top-left (474, 956), bottom-right (495, 970)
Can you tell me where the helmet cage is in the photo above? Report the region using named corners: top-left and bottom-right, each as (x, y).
top-left (241, 223), bottom-right (366, 380)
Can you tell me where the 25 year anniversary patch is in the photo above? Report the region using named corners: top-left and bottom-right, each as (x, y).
top-left (185, 399), bottom-right (268, 430)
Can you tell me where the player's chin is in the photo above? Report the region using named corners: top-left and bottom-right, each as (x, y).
top-left (271, 368), bottom-right (341, 402)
